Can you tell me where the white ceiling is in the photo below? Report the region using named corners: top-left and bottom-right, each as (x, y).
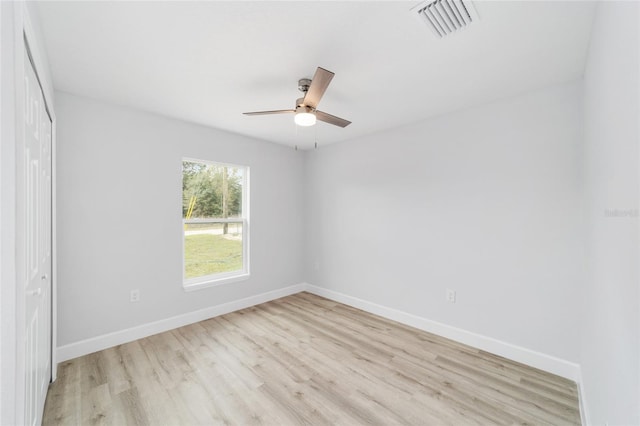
top-left (36, 1), bottom-right (596, 149)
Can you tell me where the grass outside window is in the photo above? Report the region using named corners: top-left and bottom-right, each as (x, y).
top-left (184, 223), bottom-right (243, 278)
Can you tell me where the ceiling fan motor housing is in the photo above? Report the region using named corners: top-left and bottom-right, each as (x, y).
top-left (295, 104), bottom-right (314, 114)
top-left (295, 97), bottom-right (314, 111)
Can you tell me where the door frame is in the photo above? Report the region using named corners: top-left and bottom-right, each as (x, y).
top-left (0, 2), bottom-right (57, 424)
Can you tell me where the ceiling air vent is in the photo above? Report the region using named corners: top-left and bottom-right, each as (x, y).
top-left (411, 0), bottom-right (479, 39)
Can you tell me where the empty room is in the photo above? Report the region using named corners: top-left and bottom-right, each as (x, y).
top-left (1, 0), bottom-right (638, 425)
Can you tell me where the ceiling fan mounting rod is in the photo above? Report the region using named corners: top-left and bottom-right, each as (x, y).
top-left (298, 78), bottom-right (312, 94)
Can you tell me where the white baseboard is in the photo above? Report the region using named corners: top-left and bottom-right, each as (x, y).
top-left (304, 284), bottom-right (582, 382)
top-left (57, 281), bottom-right (588, 421)
top-left (56, 283), bottom-right (306, 362)
top-left (57, 283), bottom-right (583, 406)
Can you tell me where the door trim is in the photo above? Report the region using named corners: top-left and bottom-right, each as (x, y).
top-left (0, 2), bottom-right (21, 424)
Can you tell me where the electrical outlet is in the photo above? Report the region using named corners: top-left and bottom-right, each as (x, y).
top-left (130, 289), bottom-right (140, 303)
top-left (446, 289), bottom-right (456, 303)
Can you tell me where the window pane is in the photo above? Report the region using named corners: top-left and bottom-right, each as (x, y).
top-left (184, 222), bottom-right (243, 279)
top-left (182, 161), bottom-right (243, 219)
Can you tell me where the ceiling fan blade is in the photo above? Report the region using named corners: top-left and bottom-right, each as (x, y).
top-left (302, 67), bottom-right (334, 109)
top-left (243, 109), bottom-right (295, 116)
top-left (316, 110), bottom-right (351, 128)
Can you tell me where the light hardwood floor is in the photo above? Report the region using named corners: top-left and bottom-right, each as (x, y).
top-left (43, 292), bottom-right (581, 425)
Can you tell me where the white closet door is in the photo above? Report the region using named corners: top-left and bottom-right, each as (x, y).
top-left (23, 47), bottom-right (52, 426)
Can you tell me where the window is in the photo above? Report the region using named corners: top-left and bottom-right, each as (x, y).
top-left (182, 159), bottom-right (249, 290)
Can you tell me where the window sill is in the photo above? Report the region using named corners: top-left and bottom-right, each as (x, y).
top-left (183, 272), bottom-right (250, 292)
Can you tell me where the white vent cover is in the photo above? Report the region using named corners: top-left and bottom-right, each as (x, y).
top-left (411, 0), bottom-right (479, 38)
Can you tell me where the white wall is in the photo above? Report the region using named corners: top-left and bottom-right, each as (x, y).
top-left (55, 92), bottom-right (305, 346)
top-left (581, 2), bottom-right (639, 425)
top-left (305, 81), bottom-right (584, 364)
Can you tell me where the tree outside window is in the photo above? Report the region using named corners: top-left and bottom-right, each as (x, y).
top-left (182, 159), bottom-right (249, 288)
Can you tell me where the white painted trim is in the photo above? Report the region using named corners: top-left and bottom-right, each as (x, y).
top-left (11, 3), bottom-right (27, 425)
top-left (57, 283), bottom-right (306, 362)
top-left (576, 369), bottom-right (590, 426)
top-left (0, 3), bottom-right (20, 424)
top-left (50, 111), bottom-right (58, 382)
top-left (304, 284), bottom-right (581, 382)
top-left (59, 282), bottom-right (583, 381)
top-left (183, 272), bottom-right (251, 292)
top-left (185, 218), bottom-right (245, 224)
top-left (57, 282), bottom-right (585, 409)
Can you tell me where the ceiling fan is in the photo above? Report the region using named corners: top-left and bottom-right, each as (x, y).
top-left (243, 67), bottom-right (351, 128)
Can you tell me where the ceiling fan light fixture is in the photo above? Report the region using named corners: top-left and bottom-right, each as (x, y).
top-left (294, 106), bottom-right (316, 126)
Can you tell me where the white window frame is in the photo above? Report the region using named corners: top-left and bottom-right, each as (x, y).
top-left (182, 158), bottom-right (250, 291)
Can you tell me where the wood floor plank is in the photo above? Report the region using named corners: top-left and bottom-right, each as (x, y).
top-left (44, 360), bottom-right (82, 425)
top-left (43, 292), bottom-right (581, 425)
